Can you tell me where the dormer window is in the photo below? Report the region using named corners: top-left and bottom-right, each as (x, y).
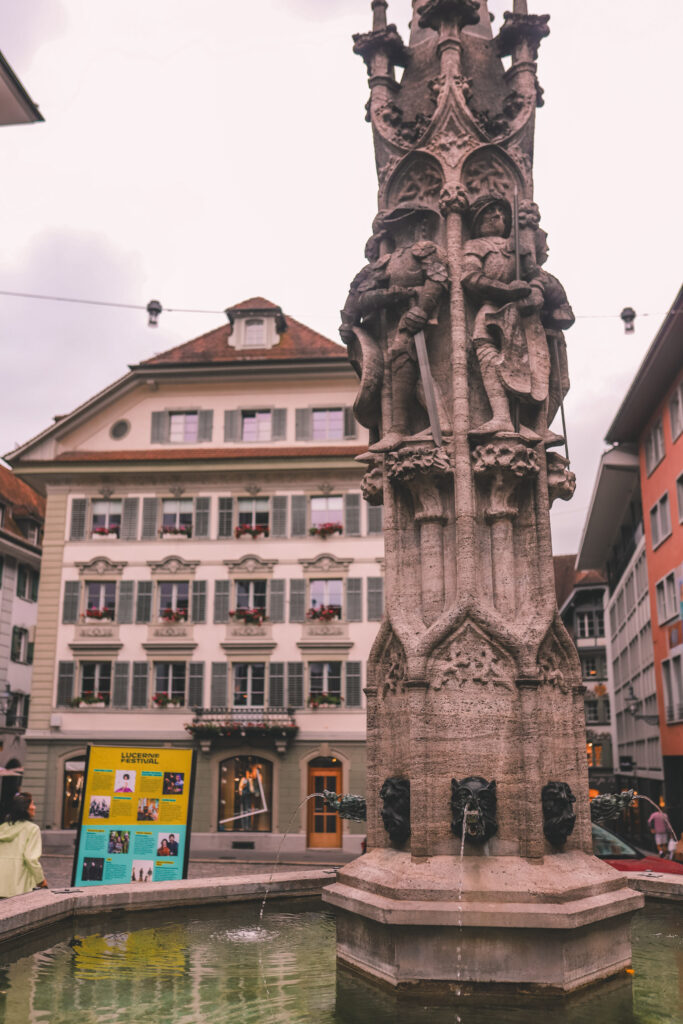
top-left (244, 319), bottom-right (266, 348)
top-left (225, 301), bottom-right (286, 351)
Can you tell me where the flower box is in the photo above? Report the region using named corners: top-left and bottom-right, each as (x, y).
top-left (308, 692), bottom-right (343, 709)
top-left (153, 694), bottom-right (184, 708)
top-left (85, 608), bottom-right (115, 621)
top-left (159, 525), bottom-right (192, 539)
top-left (160, 610), bottom-right (188, 623)
top-left (185, 721), bottom-right (298, 739)
top-left (306, 606), bottom-right (341, 622)
top-left (234, 524), bottom-right (269, 539)
top-left (308, 522), bottom-right (343, 539)
top-left (72, 693), bottom-right (108, 708)
top-left (229, 608), bottom-right (268, 626)
top-left (91, 529), bottom-right (119, 540)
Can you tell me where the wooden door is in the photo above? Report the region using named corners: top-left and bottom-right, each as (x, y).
top-left (307, 764), bottom-right (342, 848)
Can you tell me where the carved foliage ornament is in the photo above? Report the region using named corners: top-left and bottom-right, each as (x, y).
top-left (75, 556), bottom-right (126, 577)
top-left (148, 556), bottom-right (199, 576)
top-left (418, 0), bottom-right (481, 33)
top-left (431, 624), bottom-right (514, 692)
top-left (462, 149), bottom-right (519, 201)
top-left (388, 158), bottom-right (443, 209)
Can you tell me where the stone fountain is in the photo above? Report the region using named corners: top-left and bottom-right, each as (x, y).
top-left (324, 0), bottom-right (642, 994)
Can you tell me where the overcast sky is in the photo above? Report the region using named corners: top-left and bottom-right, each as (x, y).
top-left (0, 0), bottom-right (681, 554)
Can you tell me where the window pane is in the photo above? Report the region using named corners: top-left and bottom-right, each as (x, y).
top-left (234, 664), bottom-right (249, 705)
top-left (242, 411), bottom-right (271, 442)
top-left (244, 319), bottom-right (265, 347)
top-left (312, 408), bottom-right (343, 441)
top-left (310, 495), bottom-right (343, 527)
top-left (310, 663), bottom-right (324, 693)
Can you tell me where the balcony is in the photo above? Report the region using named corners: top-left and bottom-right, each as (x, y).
top-left (186, 706), bottom-right (298, 754)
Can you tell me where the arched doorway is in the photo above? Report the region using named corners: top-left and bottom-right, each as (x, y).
top-left (307, 757), bottom-right (342, 849)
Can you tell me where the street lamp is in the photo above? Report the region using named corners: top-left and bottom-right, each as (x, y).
top-left (625, 685), bottom-right (659, 726)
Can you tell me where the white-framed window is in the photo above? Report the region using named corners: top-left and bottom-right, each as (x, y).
top-left (154, 662), bottom-right (187, 704)
top-left (662, 655), bottom-right (683, 720)
top-left (85, 581), bottom-right (116, 620)
top-left (644, 419), bottom-right (665, 475)
top-left (233, 663), bottom-right (266, 707)
top-left (655, 572), bottom-right (677, 624)
top-left (312, 408), bottom-right (344, 441)
top-left (309, 579), bottom-right (343, 619)
top-left (670, 382), bottom-right (683, 441)
top-left (158, 581), bottom-right (190, 621)
top-left (241, 410), bottom-right (271, 442)
top-left (16, 564), bottom-right (39, 602)
top-left (310, 661), bottom-right (342, 698)
top-left (169, 411), bottom-right (199, 443)
top-left (91, 499), bottom-right (122, 537)
top-left (10, 627), bottom-right (32, 664)
top-left (161, 498), bottom-right (193, 536)
top-left (80, 662), bottom-right (112, 704)
top-left (244, 319), bottom-right (266, 348)
top-left (584, 700), bottom-right (599, 723)
top-left (237, 498), bottom-right (269, 530)
top-left (581, 655), bottom-right (605, 680)
top-left (310, 495), bottom-right (343, 529)
top-left (576, 610), bottom-right (604, 638)
top-left (235, 580), bottom-right (267, 612)
top-left (649, 492), bottom-right (671, 549)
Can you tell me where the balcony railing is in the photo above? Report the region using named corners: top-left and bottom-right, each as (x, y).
top-left (186, 706), bottom-right (298, 754)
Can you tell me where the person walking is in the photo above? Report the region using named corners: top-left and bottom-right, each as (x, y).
top-left (0, 792), bottom-right (48, 897)
top-left (648, 805), bottom-right (673, 857)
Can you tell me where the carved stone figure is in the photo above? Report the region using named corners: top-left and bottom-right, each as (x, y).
top-left (322, 790), bottom-right (368, 822)
top-left (541, 781), bottom-right (576, 847)
top-left (451, 776), bottom-right (498, 844)
top-left (590, 789), bottom-right (635, 825)
top-left (379, 776), bottom-right (411, 846)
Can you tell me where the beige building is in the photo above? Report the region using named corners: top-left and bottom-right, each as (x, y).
top-left (8, 298), bottom-right (382, 855)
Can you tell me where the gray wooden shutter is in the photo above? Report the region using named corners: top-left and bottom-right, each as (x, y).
top-left (70, 498), bottom-right (88, 541)
top-left (151, 411), bottom-right (168, 443)
top-left (121, 497), bottom-right (139, 540)
top-left (57, 661), bottom-right (75, 706)
top-left (188, 663), bottom-right (204, 707)
top-left (211, 662), bottom-right (228, 706)
top-left (272, 408), bottom-right (287, 441)
top-left (194, 497), bottom-right (210, 538)
top-left (224, 410), bottom-right (240, 442)
top-left (112, 662), bottom-right (130, 708)
top-left (141, 498), bottom-right (158, 540)
top-left (346, 578), bottom-right (362, 622)
top-left (269, 663), bottom-right (284, 707)
top-left (289, 579), bottom-right (305, 622)
top-left (344, 493), bottom-right (361, 536)
top-left (367, 577), bottom-right (384, 621)
top-left (218, 497), bottom-right (233, 537)
top-left (197, 410), bottom-right (213, 442)
top-left (118, 580), bottom-right (135, 623)
top-left (136, 581), bottom-right (153, 623)
top-left (287, 663), bottom-right (304, 708)
top-left (346, 662), bottom-right (362, 707)
top-left (271, 495), bottom-right (288, 537)
top-left (295, 408), bottom-right (311, 441)
top-left (62, 581), bottom-right (80, 623)
top-left (131, 662), bottom-right (149, 707)
top-left (343, 407), bottom-right (357, 439)
top-left (367, 504), bottom-right (383, 534)
top-left (291, 495), bottom-right (307, 537)
top-left (214, 580), bottom-right (231, 622)
top-left (192, 581), bottom-right (207, 623)
top-left (269, 579), bottom-right (285, 622)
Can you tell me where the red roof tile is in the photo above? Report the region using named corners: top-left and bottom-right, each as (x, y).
top-left (227, 297), bottom-right (282, 312)
top-left (0, 464), bottom-right (44, 545)
top-left (553, 554), bottom-right (606, 608)
top-left (53, 445), bottom-right (367, 463)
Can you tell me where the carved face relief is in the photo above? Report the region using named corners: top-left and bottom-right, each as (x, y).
top-left (379, 776), bottom-right (411, 846)
top-left (451, 776), bottom-right (498, 844)
top-left (541, 781), bottom-right (576, 848)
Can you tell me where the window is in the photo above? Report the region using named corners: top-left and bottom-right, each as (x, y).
top-left (585, 700), bottom-right (599, 723)
top-left (581, 655), bottom-right (605, 680)
top-left (649, 492), bottom-right (671, 549)
top-left (655, 572), bottom-right (677, 624)
top-left (310, 495), bottom-right (343, 529)
top-left (10, 627), bottom-right (32, 664)
top-left (586, 743), bottom-right (602, 768)
top-left (235, 580), bottom-right (267, 612)
top-left (16, 564), bottom-right (39, 602)
top-left (19, 520), bottom-right (40, 544)
top-left (310, 662), bottom-right (342, 698)
top-left (670, 382), bottom-right (683, 441)
top-left (244, 319), bottom-right (266, 348)
top-left (154, 663), bottom-right (186, 704)
top-left (91, 499), bottom-right (122, 537)
top-left (169, 411), bottom-right (198, 443)
top-left (85, 581), bottom-right (116, 620)
top-left (576, 610), bottom-right (604, 638)
top-left (309, 579), bottom-right (343, 619)
top-left (161, 499), bottom-right (193, 536)
top-left (218, 756), bottom-right (272, 832)
top-left (677, 473), bottom-right (683, 523)
top-left (80, 662), bottom-right (112, 704)
top-left (312, 408), bottom-right (344, 441)
top-left (158, 581), bottom-right (189, 622)
top-left (644, 419), bottom-right (665, 475)
top-left (241, 410), bottom-right (271, 442)
top-left (237, 498), bottom-right (269, 530)
top-left (0, 503), bottom-right (4, 527)
top-left (233, 663), bottom-right (266, 707)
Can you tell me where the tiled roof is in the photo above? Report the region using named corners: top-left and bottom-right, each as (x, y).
top-left (553, 554), bottom-right (606, 609)
top-left (53, 445), bottom-right (366, 463)
top-left (0, 464), bottom-right (44, 544)
top-left (228, 296), bottom-right (281, 312)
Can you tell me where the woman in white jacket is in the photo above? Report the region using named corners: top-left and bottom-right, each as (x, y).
top-left (0, 792), bottom-right (49, 897)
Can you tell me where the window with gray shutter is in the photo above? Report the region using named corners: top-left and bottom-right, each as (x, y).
top-left (132, 662), bottom-right (149, 707)
top-left (367, 577), bottom-right (384, 621)
top-left (344, 493), bottom-right (361, 536)
top-left (62, 581), bottom-right (80, 623)
top-left (112, 662), bottom-right (130, 707)
top-left (346, 662), bottom-right (362, 707)
top-left (269, 579), bottom-right (285, 622)
top-left (271, 495), bottom-right (288, 537)
top-left (197, 410), bottom-right (214, 442)
top-left (269, 663), bottom-right (284, 707)
top-left (118, 580), bottom-right (135, 623)
top-left (188, 663), bottom-right (204, 707)
top-left (346, 579), bottom-right (362, 622)
top-left (295, 408), bottom-right (311, 441)
top-left (192, 581), bottom-right (207, 623)
top-left (367, 503), bottom-right (383, 534)
top-left (287, 663), bottom-right (304, 708)
top-left (211, 662), bottom-right (228, 706)
top-left (214, 580), bottom-right (231, 622)
top-left (136, 581), bottom-right (153, 623)
top-left (56, 662), bottom-right (75, 706)
top-left (141, 497), bottom-right (158, 539)
top-left (218, 497), bottom-right (233, 537)
top-left (291, 495), bottom-right (307, 536)
top-left (344, 407), bottom-right (357, 439)
top-left (151, 411), bottom-right (168, 443)
top-left (289, 579), bottom-right (305, 622)
top-left (272, 408), bottom-right (287, 440)
top-left (194, 497), bottom-right (210, 538)
top-left (121, 497), bottom-right (140, 540)
top-left (224, 410), bottom-right (241, 442)
top-left (70, 498), bottom-right (88, 541)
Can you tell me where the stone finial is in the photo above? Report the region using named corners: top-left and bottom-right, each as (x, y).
top-left (353, 25), bottom-right (409, 73)
top-left (371, 0), bottom-right (389, 32)
top-left (417, 0), bottom-right (481, 33)
top-left (496, 12), bottom-right (550, 60)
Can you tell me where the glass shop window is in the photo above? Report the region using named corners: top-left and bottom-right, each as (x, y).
top-left (218, 756), bottom-right (272, 832)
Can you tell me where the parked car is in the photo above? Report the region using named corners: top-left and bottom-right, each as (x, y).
top-left (592, 822), bottom-right (683, 874)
